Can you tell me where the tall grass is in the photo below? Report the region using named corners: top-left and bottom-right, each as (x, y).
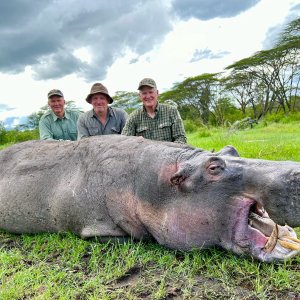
top-left (188, 122), bottom-right (300, 161)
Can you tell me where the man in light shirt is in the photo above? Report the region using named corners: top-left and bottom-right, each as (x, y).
top-left (39, 89), bottom-right (81, 141)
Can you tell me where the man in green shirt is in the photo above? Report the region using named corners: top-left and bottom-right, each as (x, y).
top-left (122, 78), bottom-right (187, 144)
top-left (39, 89), bottom-right (81, 141)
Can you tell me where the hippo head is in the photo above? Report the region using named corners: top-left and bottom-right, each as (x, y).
top-left (140, 145), bottom-right (300, 262)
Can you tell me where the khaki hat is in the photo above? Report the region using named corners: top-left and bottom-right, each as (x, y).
top-left (138, 78), bottom-right (157, 90)
top-left (48, 89), bottom-right (64, 98)
top-left (86, 83), bottom-right (113, 104)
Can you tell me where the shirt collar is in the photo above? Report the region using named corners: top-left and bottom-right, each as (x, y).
top-left (91, 107), bottom-right (113, 118)
top-left (51, 110), bottom-right (68, 121)
top-left (142, 102), bottom-right (160, 113)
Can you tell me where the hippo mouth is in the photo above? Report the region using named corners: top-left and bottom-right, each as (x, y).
top-left (234, 198), bottom-right (300, 261)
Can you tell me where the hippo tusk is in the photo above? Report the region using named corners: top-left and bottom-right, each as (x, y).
top-left (282, 236), bottom-right (300, 244)
top-left (263, 224), bottom-right (300, 252)
top-left (263, 225), bottom-right (278, 253)
top-left (278, 240), bottom-right (300, 251)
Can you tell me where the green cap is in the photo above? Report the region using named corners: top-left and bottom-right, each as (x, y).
top-left (138, 78), bottom-right (157, 90)
top-left (48, 89), bottom-right (64, 98)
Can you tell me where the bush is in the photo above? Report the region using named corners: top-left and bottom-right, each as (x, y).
top-left (0, 129), bottom-right (39, 145)
top-left (264, 112), bottom-right (300, 124)
top-left (183, 119), bottom-right (204, 133)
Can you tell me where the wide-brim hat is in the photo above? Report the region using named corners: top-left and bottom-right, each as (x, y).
top-left (86, 83), bottom-right (113, 104)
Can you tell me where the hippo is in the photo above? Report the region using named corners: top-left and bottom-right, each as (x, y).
top-left (0, 135), bottom-right (299, 262)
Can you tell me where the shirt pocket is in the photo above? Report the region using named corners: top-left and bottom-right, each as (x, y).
top-left (111, 125), bottom-right (121, 134)
top-left (69, 129), bottom-right (78, 141)
top-left (158, 122), bottom-right (172, 139)
top-left (136, 126), bottom-right (148, 136)
top-left (88, 126), bottom-right (99, 136)
top-left (159, 122), bottom-right (172, 129)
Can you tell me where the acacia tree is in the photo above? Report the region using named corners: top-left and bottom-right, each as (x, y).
top-left (225, 17), bottom-right (300, 117)
top-left (275, 17), bottom-right (300, 110)
top-left (161, 73), bottom-right (222, 125)
top-left (111, 91), bottom-right (140, 114)
top-left (223, 72), bottom-right (256, 115)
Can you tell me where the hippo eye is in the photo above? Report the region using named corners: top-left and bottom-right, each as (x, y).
top-left (206, 158), bottom-right (225, 175)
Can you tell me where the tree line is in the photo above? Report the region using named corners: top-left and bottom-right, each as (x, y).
top-left (1, 17), bottom-right (299, 144)
top-left (113, 17), bottom-right (300, 126)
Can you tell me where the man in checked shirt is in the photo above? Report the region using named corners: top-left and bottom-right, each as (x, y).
top-left (122, 78), bottom-right (187, 144)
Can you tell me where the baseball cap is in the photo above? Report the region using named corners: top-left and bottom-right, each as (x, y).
top-left (138, 78), bottom-right (157, 90)
top-left (48, 89), bottom-right (64, 98)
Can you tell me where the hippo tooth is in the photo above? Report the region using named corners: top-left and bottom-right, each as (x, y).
top-left (278, 240), bottom-right (300, 251)
top-left (283, 236), bottom-right (300, 244)
top-left (263, 225), bottom-right (278, 253)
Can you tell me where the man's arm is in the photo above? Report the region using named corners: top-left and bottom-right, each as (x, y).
top-left (119, 109), bottom-right (128, 132)
top-left (39, 117), bottom-right (54, 140)
top-left (77, 114), bottom-right (90, 140)
top-left (121, 114), bottom-right (136, 136)
top-left (171, 109), bottom-right (187, 144)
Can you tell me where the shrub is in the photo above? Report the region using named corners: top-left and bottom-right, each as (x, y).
top-left (264, 112), bottom-right (300, 124)
top-left (183, 119), bottom-right (203, 133)
top-left (0, 129), bottom-right (39, 145)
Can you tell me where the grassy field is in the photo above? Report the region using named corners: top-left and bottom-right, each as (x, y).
top-left (1, 122), bottom-right (300, 299)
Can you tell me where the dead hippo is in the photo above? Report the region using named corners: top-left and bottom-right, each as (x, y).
top-left (0, 135), bottom-right (299, 262)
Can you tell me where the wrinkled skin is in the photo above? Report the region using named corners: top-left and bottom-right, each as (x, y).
top-left (0, 135), bottom-right (300, 262)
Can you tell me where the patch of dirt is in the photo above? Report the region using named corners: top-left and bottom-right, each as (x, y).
top-left (0, 237), bottom-right (22, 251)
top-left (114, 265), bottom-right (142, 288)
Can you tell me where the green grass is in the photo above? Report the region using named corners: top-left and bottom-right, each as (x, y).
top-left (188, 122), bottom-right (300, 161)
top-left (1, 123), bottom-right (300, 299)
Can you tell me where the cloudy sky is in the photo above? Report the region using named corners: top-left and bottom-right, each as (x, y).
top-left (0, 0), bottom-right (299, 126)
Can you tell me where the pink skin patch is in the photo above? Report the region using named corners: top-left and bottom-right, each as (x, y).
top-left (137, 200), bottom-right (220, 250)
top-left (224, 197), bottom-right (268, 251)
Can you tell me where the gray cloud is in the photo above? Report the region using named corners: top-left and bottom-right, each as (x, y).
top-left (0, 0), bottom-right (262, 82)
top-left (190, 49), bottom-right (230, 62)
top-left (172, 0), bottom-right (260, 20)
top-left (262, 4), bottom-right (300, 49)
top-left (0, 104), bottom-right (15, 112)
top-left (0, 0), bottom-right (172, 81)
top-left (129, 58), bottom-right (139, 64)
top-left (3, 116), bottom-right (28, 129)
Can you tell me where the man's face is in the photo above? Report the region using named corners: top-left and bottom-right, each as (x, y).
top-left (139, 86), bottom-right (159, 109)
top-left (91, 93), bottom-right (109, 114)
top-left (48, 96), bottom-right (65, 116)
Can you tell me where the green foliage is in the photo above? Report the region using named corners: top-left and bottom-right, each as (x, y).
top-left (159, 73), bottom-right (222, 125)
top-left (263, 111), bottom-right (300, 124)
top-left (183, 119), bottom-right (202, 133)
top-left (210, 97), bottom-right (243, 126)
top-left (0, 129), bottom-right (38, 145)
top-left (111, 91), bottom-right (140, 113)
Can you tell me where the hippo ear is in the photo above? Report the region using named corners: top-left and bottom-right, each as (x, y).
top-left (170, 172), bottom-right (186, 185)
top-left (216, 145), bottom-right (240, 157)
top-left (170, 164), bottom-right (192, 185)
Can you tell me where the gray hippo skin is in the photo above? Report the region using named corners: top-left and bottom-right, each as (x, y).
top-left (0, 135), bottom-right (300, 262)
